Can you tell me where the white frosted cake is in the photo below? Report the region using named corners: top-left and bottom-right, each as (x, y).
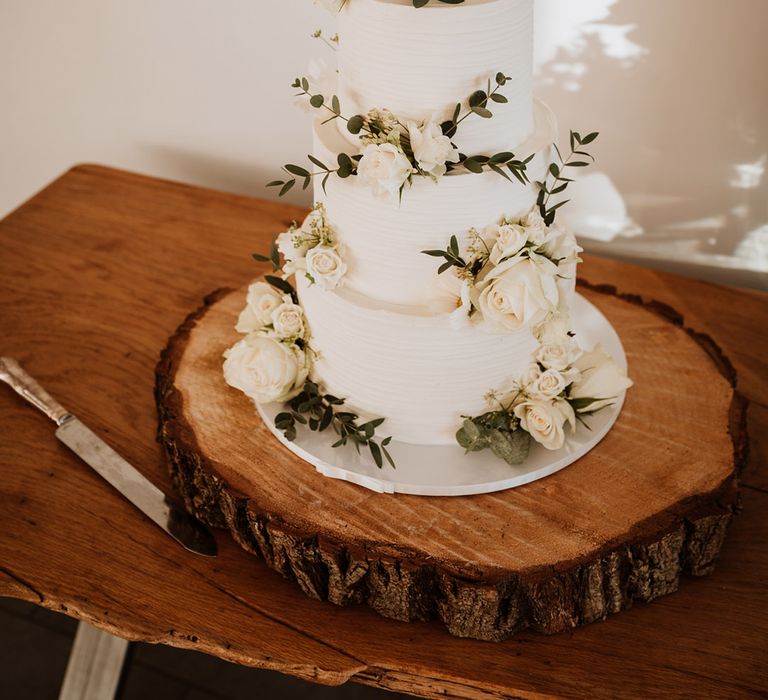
top-left (224, 0), bottom-right (632, 472)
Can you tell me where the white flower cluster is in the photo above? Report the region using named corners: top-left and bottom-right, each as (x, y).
top-left (356, 109), bottom-right (459, 198)
top-left (440, 206), bottom-right (583, 334)
top-left (487, 323), bottom-right (633, 451)
top-left (277, 203), bottom-right (347, 290)
top-left (223, 282), bottom-right (311, 404)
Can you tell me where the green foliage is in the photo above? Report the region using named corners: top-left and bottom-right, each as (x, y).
top-left (441, 72), bottom-right (510, 138)
top-left (252, 238), bottom-right (281, 272)
top-left (276, 380), bottom-right (395, 469)
top-left (457, 152), bottom-right (534, 184)
top-left (535, 130), bottom-right (599, 225)
top-left (456, 412), bottom-right (531, 466)
top-left (422, 235), bottom-right (471, 276)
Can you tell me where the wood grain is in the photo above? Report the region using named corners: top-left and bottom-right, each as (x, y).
top-left (156, 282), bottom-right (741, 641)
top-left (0, 165), bottom-right (766, 697)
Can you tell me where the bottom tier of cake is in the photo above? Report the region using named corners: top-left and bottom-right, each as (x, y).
top-left (297, 274), bottom-right (541, 445)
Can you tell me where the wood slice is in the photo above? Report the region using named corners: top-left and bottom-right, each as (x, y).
top-left (155, 282), bottom-right (745, 642)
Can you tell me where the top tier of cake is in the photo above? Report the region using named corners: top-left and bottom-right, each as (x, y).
top-left (336, 0), bottom-right (534, 155)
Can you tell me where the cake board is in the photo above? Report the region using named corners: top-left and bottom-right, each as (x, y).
top-left (155, 282), bottom-right (745, 642)
top-left (255, 292), bottom-right (627, 496)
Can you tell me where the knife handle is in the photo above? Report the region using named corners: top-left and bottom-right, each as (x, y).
top-left (0, 357), bottom-right (72, 426)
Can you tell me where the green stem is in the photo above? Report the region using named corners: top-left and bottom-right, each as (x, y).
top-left (455, 82), bottom-right (506, 129)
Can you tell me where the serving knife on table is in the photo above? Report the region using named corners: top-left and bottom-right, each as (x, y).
top-left (0, 357), bottom-right (217, 557)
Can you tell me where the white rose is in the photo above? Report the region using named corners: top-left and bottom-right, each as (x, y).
top-left (487, 222), bottom-right (529, 265)
top-left (305, 245), bottom-right (347, 289)
top-left (542, 224), bottom-right (583, 266)
top-left (223, 335), bottom-right (308, 404)
top-left (514, 398), bottom-right (575, 451)
top-left (436, 268), bottom-right (476, 329)
top-left (407, 120), bottom-right (459, 179)
top-left (357, 143), bottom-right (413, 198)
top-left (521, 206), bottom-right (548, 246)
top-left (569, 344), bottom-right (633, 412)
top-left (535, 337), bottom-right (583, 371)
top-left (236, 282), bottom-right (283, 333)
top-left (477, 257), bottom-right (560, 332)
top-left (533, 369), bottom-right (566, 399)
top-left (520, 362), bottom-right (542, 390)
top-left (271, 302), bottom-right (306, 340)
top-left (534, 315), bottom-right (572, 345)
top-left (276, 229), bottom-right (309, 266)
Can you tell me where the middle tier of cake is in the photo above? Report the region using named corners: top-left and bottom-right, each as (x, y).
top-left (313, 98), bottom-right (558, 308)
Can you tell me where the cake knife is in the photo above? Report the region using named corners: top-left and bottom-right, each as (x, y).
top-left (0, 357), bottom-right (217, 557)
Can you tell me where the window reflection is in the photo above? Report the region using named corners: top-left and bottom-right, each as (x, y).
top-left (534, 0), bottom-right (768, 288)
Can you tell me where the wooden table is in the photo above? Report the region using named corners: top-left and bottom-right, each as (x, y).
top-left (0, 165), bottom-right (766, 699)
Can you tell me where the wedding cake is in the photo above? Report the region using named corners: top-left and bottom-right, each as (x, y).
top-left (224, 0), bottom-right (632, 472)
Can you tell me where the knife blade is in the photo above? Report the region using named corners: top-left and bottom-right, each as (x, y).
top-left (0, 357), bottom-right (217, 557)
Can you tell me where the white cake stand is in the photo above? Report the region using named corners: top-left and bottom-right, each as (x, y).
top-left (256, 293), bottom-right (628, 496)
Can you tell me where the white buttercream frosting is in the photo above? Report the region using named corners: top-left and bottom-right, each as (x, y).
top-left (313, 98), bottom-right (558, 307)
top-left (336, 0), bottom-right (534, 155)
top-left (297, 274), bottom-right (540, 445)
top-left (276, 0), bottom-right (584, 449)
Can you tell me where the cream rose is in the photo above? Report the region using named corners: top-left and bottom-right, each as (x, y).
top-left (534, 315), bottom-right (572, 345)
top-left (520, 363), bottom-right (542, 391)
top-left (542, 224), bottom-right (583, 266)
top-left (569, 345), bottom-right (633, 412)
top-left (305, 245), bottom-right (347, 290)
top-left (276, 229), bottom-right (309, 267)
top-left (271, 302), bottom-right (306, 340)
top-left (236, 282), bottom-right (283, 334)
top-left (223, 335), bottom-right (308, 404)
top-left (533, 369), bottom-right (567, 399)
top-left (357, 143), bottom-right (413, 198)
top-left (514, 398), bottom-right (575, 451)
top-left (488, 222), bottom-right (529, 265)
top-left (407, 120), bottom-right (459, 179)
top-left (521, 206), bottom-right (548, 247)
top-left (436, 268), bottom-right (476, 329)
top-left (535, 337), bottom-right (583, 372)
top-left (477, 257), bottom-right (560, 332)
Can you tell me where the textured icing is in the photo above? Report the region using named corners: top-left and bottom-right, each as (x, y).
top-left (297, 274), bottom-right (540, 445)
top-left (314, 98), bottom-right (558, 307)
top-left (336, 0), bottom-right (534, 154)
top-left (291, 0), bottom-right (576, 446)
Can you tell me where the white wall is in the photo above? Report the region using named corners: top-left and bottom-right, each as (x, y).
top-left (2, 0), bottom-right (766, 287)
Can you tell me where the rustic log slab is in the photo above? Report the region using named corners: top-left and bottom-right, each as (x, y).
top-left (156, 281), bottom-right (744, 642)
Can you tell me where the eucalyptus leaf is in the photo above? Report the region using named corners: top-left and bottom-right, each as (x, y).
top-left (488, 429), bottom-right (531, 465)
top-left (456, 419), bottom-right (488, 453)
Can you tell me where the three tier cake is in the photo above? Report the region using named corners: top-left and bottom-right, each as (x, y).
top-left (223, 0), bottom-right (632, 480)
